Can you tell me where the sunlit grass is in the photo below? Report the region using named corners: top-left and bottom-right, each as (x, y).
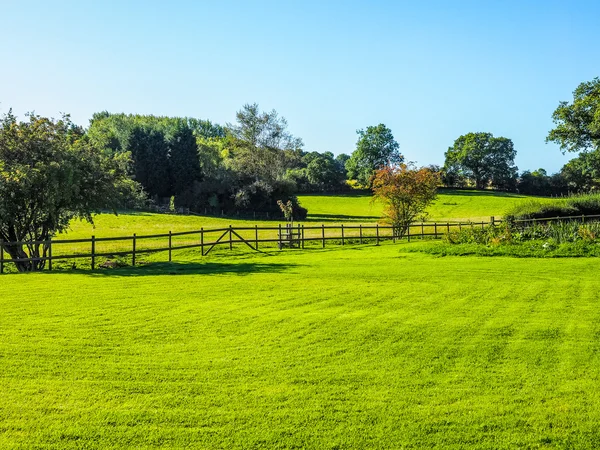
top-left (2, 244), bottom-right (600, 448)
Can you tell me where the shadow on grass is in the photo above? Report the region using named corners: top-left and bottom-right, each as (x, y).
top-left (300, 190), bottom-right (371, 198)
top-left (438, 189), bottom-right (528, 198)
top-left (305, 213), bottom-right (380, 222)
top-left (48, 261), bottom-right (299, 277)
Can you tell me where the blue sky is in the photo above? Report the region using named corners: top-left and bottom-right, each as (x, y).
top-left (2, 0), bottom-right (599, 173)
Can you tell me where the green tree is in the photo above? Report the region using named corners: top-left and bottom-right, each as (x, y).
top-left (547, 77), bottom-right (600, 153)
top-left (128, 126), bottom-right (171, 198)
top-left (88, 113), bottom-right (226, 205)
top-left (560, 151), bottom-right (600, 192)
top-left (346, 124), bottom-right (402, 187)
top-left (0, 112), bottom-right (143, 272)
top-left (335, 153), bottom-right (350, 178)
top-left (305, 152), bottom-right (345, 189)
top-left (228, 103), bottom-right (303, 151)
top-left (444, 132), bottom-right (518, 190)
top-left (168, 121), bottom-right (201, 197)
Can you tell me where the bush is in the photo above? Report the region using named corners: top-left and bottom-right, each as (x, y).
top-left (505, 193), bottom-right (600, 220)
top-left (445, 220), bottom-right (600, 246)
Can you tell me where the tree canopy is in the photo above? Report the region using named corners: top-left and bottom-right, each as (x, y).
top-left (547, 77), bottom-right (600, 154)
top-left (0, 112), bottom-right (143, 271)
top-left (346, 124), bottom-right (402, 187)
top-left (372, 164), bottom-right (440, 237)
top-left (444, 132), bottom-right (518, 190)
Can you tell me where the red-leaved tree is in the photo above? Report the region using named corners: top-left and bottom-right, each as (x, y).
top-left (372, 164), bottom-right (440, 237)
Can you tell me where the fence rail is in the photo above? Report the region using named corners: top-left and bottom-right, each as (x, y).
top-left (2, 214), bottom-right (600, 273)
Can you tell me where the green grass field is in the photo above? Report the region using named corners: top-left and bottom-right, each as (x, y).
top-left (63, 189), bottom-right (541, 241)
top-left (43, 189), bottom-right (539, 264)
top-left (300, 189), bottom-right (541, 223)
top-left (2, 243), bottom-right (600, 448)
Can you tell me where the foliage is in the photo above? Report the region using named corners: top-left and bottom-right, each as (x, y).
top-left (444, 132), bottom-right (518, 190)
top-left (277, 199), bottom-right (294, 223)
top-left (547, 77), bottom-right (600, 153)
top-left (0, 111), bottom-right (144, 272)
top-left (505, 193), bottom-right (600, 220)
top-left (372, 164), bottom-right (440, 236)
top-left (438, 218), bottom-right (600, 257)
top-left (88, 107), bottom-right (315, 215)
top-left (516, 168), bottom-right (569, 196)
top-left (88, 113), bottom-right (207, 201)
top-left (227, 103), bottom-right (303, 151)
top-left (346, 124), bottom-right (402, 187)
top-left (559, 150), bottom-right (600, 191)
top-left (304, 151), bottom-right (346, 190)
top-left (419, 239), bottom-right (600, 258)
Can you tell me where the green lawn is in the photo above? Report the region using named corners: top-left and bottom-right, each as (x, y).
top-left (2, 244), bottom-right (600, 448)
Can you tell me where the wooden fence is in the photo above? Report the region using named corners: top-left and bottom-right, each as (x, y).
top-left (1, 214), bottom-right (599, 273)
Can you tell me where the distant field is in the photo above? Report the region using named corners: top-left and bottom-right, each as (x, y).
top-left (62, 190), bottom-right (544, 241)
top-left (299, 189), bottom-right (546, 223)
top-left (2, 244), bottom-right (600, 448)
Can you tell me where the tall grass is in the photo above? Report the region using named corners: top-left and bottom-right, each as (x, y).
top-left (446, 220), bottom-right (600, 246)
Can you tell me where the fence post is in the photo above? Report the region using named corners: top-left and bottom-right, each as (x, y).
top-left (447, 222), bottom-right (450, 234)
top-left (169, 231), bottom-right (172, 262)
top-left (301, 225), bottom-right (305, 249)
top-left (255, 225), bottom-right (259, 250)
top-left (359, 224), bottom-right (363, 244)
top-left (481, 221), bottom-right (484, 230)
top-left (421, 222), bottom-right (424, 237)
top-left (298, 223), bottom-right (301, 248)
top-left (322, 224), bottom-right (325, 248)
top-left (434, 223), bottom-right (437, 239)
top-left (407, 224), bottom-right (411, 242)
top-left (229, 225), bottom-right (233, 251)
top-left (376, 224), bottom-right (380, 245)
top-left (279, 224), bottom-right (283, 250)
top-left (0, 239), bottom-right (4, 274)
top-left (132, 234), bottom-right (137, 266)
top-left (491, 216), bottom-right (495, 225)
top-left (341, 224), bottom-right (344, 246)
top-left (47, 239), bottom-right (52, 271)
top-left (91, 235), bottom-right (96, 270)
top-left (201, 228), bottom-right (204, 256)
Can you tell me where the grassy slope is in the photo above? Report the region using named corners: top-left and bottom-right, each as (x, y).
top-left (2, 244), bottom-right (600, 448)
top-left (299, 189), bottom-right (543, 223)
top-left (63, 190), bottom-right (541, 240)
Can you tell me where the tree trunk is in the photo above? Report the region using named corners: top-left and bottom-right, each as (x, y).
top-left (2, 241), bottom-right (47, 272)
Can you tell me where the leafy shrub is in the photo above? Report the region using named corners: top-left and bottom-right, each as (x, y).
top-left (445, 220), bottom-right (600, 247)
top-left (505, 199), bottom-right (577, 220)
top-left (505, 193), bottom-right (600, 220)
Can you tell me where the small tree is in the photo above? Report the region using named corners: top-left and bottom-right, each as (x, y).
top-left (372, 164), bottom-right (440, 238)
top-left (277, 199), bottom-right (294, 226)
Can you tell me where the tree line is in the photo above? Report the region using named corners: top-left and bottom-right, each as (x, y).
top-left (441, 77), bottom-right (600, 195)
top-left (1, 76), bottom-right (598, 271)
top-left (86, 76), bottom-right (600, 206)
